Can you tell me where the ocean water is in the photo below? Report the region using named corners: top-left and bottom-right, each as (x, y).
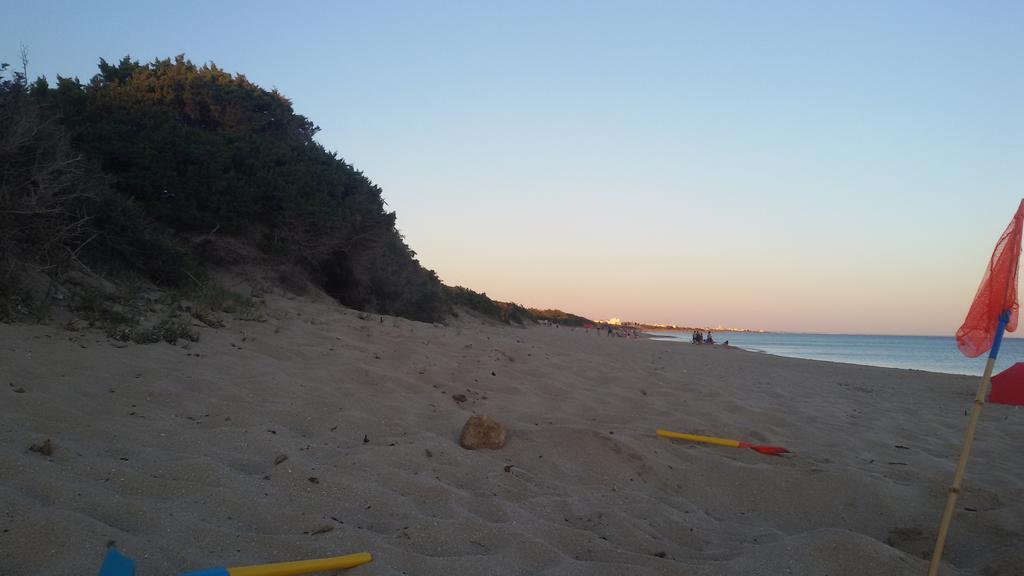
top-left (647, 331), bottom-right (1024, 376)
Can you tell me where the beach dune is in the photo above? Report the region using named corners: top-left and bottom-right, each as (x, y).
top-left (2, 288), bottom-right (1022, 575)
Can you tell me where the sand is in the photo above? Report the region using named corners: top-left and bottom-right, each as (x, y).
top-left (2, 288), bottom-right (1023, 575)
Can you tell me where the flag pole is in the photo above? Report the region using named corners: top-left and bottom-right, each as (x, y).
top-left (926, 309), bottom-right (1011, 576)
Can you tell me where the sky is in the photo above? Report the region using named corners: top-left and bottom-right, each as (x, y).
top-left (3, 1), bottom-right (1022, 335)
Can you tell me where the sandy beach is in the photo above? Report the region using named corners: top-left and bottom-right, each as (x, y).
top-left (2, 286), bottom-right (1022, 576)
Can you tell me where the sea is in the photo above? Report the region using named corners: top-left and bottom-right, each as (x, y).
top-left (646, 331), bottom-right (1024, 376)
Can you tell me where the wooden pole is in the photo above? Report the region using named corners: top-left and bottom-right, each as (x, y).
top-left (925, 357), bottom-right (994, 575)
top-left (926, 312), bottom-right (1009, 576)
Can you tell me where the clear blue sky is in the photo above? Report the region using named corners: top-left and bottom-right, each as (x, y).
top-left (4, 1), bottom-right (1022, 334)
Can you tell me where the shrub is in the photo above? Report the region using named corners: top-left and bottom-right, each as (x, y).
top-left (0, 64), bottom-right (97, 291)
top-left (34, 55), bottom-right (448, 322)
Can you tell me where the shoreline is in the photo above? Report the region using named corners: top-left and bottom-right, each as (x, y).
top-left (645, 331), bottom-right (1003, 378)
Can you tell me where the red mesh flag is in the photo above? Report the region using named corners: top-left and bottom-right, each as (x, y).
top-left (956, 199), bottom-right (1024, 357)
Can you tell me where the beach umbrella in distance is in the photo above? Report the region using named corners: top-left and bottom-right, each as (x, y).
top-left (928, 199), bottom-right (1024, 576)
top-left (989, 362), bottom-right (1024, 406)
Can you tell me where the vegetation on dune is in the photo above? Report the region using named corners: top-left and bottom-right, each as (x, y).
top-left (2, 55), bottom-right (445, 322)
top-left (0, 60), bottom-right (102, 319)
top-left (528, 308), bottom-right (593, 327)
top-left (445, 286), bottom-right (592, 326)
top-left (445, 285), bottom-right (534, 325)
top-left (0, 54), bottom-right (587, 329)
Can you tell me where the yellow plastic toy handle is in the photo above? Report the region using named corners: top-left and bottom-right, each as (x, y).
top-left (656, 429), bottom-right (741, 448)
top-left (229, 553), bottom-right (373, 576)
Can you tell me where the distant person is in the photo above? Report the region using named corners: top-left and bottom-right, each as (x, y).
top-left (706, 332), bottom-right (714, 345)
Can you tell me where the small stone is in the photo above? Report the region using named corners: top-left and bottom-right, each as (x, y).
top-left (29, 439), bottom-right (54, 456)
top-left (308, 477), bottom-right (319, 484)
top-left (273, 454), bottom-right (288, 466)
top-left (363, 434), bottom-right (369, 444)
top-left (653, 551), bottom-right (666, 558)
top-left (459, 415), bottom-right (506, 450)
top-left (452, 393), bottom-right (467, 403)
